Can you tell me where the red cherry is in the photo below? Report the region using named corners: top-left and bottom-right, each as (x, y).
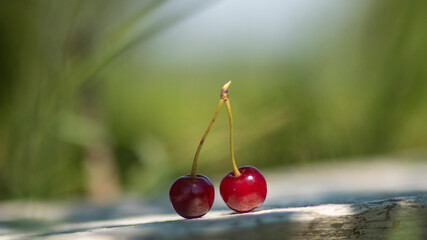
top-left (169, 174), bottom-right (214, 219)
top-left (220, 166), bottom-right (267, 213)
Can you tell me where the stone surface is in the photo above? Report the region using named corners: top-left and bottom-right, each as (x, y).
top-left (8, 195), bottom-right (427, 240)
top-left (2, 157), bottom-right (427, 239)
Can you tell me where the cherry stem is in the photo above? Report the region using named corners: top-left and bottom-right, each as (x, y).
top-left (190, 94), bottom-right (225, 177)
top-left (190, 81), bottom-right (241, 177)
top-left (220, 81), bottom-right (241, 177)
top-left (224, 98), bottom-right (241, 177)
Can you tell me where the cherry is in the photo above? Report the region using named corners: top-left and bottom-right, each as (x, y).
top-left (169, 174), bottom-right (214, 219)
top-left (219, 82), bottom-right (267, 212)
top-left (220, 166), bottom-right (267, 213)
top-left (169, 82), bottom-right (231, 219)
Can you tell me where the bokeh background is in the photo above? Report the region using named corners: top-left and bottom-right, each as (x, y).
top-left (0, 0), bottom-right (426, 202)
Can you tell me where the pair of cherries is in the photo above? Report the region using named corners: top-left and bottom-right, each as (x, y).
top-left (169, 82), bottom-right (267, 219)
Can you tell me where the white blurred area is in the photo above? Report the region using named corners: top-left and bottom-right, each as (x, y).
top-left (141, 0), bottom-right (370, 65)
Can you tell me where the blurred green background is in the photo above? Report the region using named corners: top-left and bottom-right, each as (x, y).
top-left (0, 0), bottom-right (426, 202)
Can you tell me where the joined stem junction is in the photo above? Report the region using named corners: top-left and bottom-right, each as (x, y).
top-left (190, 81), bottom-right (241, 177)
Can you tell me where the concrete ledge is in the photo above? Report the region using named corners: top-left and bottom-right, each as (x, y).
top-left (3, 158), bottom-right (427, 239)
top-left (9, 194), bottom-right (425, 240)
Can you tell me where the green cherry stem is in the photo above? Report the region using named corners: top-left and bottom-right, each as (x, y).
top-left (222, 81), bottom-right (241, 177)
top-left (190, 99), bottom-right (224, 176)
top-left (224, 97), bottom-right (241, 177)
top-left (190, 82), bottom-right (230, 176)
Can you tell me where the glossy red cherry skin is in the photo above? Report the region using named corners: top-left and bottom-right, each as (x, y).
top-left (169, 174), bottom-right (215, 219)
top-left (220, 166), bottom-right (267, 213)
